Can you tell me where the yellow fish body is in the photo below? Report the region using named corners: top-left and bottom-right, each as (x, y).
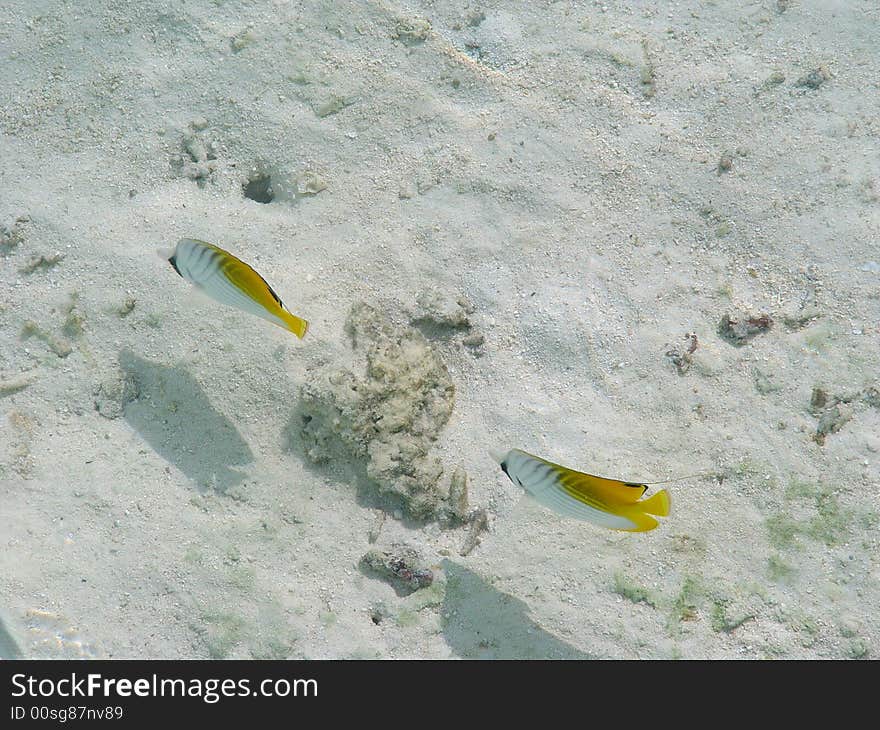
top-left (495, 448), bottom-right (670, 532)
top-left (165, 238), bottom-right (308, 339)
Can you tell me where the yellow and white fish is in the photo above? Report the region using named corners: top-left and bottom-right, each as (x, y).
top-left (161, 238), bottom-right (308, 339)
top-left (493, 448), bottom-right (670, 532)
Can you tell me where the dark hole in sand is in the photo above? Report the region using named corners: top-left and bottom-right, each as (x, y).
top-left (243, 172), bottom-right (274, 203)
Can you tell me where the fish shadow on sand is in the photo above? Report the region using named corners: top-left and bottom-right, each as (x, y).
top-left (0, 612), bottom-right (22, 659)
top-left (440, 560), bottom-right (593, 659)
top-left (120, 350), bottom-right (253, 492)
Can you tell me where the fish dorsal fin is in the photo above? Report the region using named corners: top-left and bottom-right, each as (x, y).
top-left (216, 249), bottom-right (283, 312)
top-left (544, 460), bottom-right (647, 507)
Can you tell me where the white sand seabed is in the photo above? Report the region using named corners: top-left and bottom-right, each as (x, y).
top-left (1, 0), bottom-right (879, 659)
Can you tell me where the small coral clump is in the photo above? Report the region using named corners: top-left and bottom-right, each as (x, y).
top-left (718, 311), bottom-right (772, 346)
top-left (298, 302), bottom-right (458, 520)
top-left (361, 543), bottom-right (434, 594)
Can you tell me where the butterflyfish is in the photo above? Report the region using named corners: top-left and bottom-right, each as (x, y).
top-left (162, 238), bottom-right (308, 339)
top-left (493, 448), bottom-right (670, 532)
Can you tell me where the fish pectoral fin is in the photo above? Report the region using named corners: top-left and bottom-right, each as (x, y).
top-left (182, 285), bottom-right (214, 308)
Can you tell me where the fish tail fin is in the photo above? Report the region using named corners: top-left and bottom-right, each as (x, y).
top-left (639, 489), bottom-right (671, 517)
top-left (617, 489), bottom-right (669, 530)
top-left (279, 309), bottom-right (309, 339)
top-left (156, 246), bottom-right (175, 261)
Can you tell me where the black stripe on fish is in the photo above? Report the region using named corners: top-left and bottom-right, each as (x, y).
top-left (521, 458), bottom-right (544, 481)
top-left (191, 247), bottom-right (219, 280)
top-left (259, 274), bottom-right (283, 308)
top-left (220, 259), bottom-right (284, 309)
top-left (168, 255), bottom-right (182, 277)
top-left (193, 242), bottom-right (213, 268)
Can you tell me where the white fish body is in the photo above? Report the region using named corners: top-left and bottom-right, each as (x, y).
top-left (495, 448), bottom-right (670, 532)
top-left (164, 238), bottom-right (308, 338)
